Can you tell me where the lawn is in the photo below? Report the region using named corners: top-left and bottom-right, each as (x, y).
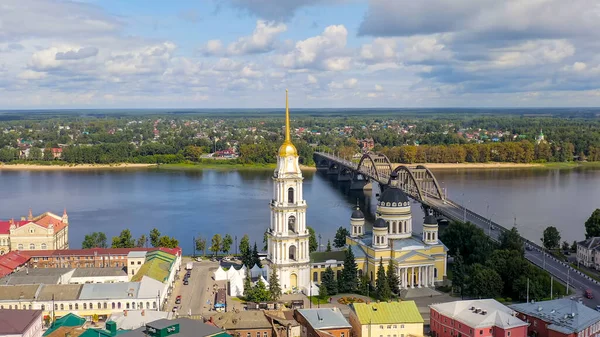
top-left (308, 296), bottom-right (329, 305)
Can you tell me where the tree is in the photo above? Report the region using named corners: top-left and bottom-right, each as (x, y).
top-left (222, 234), bottom-right (233, 255)
top-left (375, 258), bottom-right (392, 301)
top-left (81, 232), bottom-right (107, 249)
top-left (468, 264), bottom-right (504, 298)
top-left (321, 266), bottom-right (338, 295)
top-left (263, 231), bottom-right (268, 251)
top-left (243, 272), bottom-right (252, 298)
top-left (268, 268), bottom-right (282, 301)
top-left (111, 229), bottom-right (135, 248)
top-left (318, 282), bottom-right (329, 301)
top-left (359, 274), bottom-right (371, 296)
top-left (247, 279), bottom-right (270, 302)
top-left (326, 240), bottom-right (332, 252)
top-left (572, 240), bottom-right (578, 252)
top-left (307, 226), bottom-right (318, 252)
top-left (499, 226), bottom-right (524, 255)
top-left (240, 234), bottom-right (250, 257)
top-left (195, 237), bottom-right (206, 256)
top-left (334, 226), bottom-right (350, 248)
top-left (452, 252), bottom-right (466, 298)
top-left (210, 234), bottom-right (222, 256)
top-left (150, 228), bottom-right (161, 247)
top-left (158, 235), bottom-right (179, 248)
top-left (252, 242), bottom-right (262, 268)
top-left (136, 234), bottom-right (147, 248)
top-left (339, 246), bottom-right (358, 293)
top-left (585, 209), bottom-right (600, 239)
top-left (29, 147), bottom-right (43, 161)
top-left (542, 226), bottom-right (561, 250)
top-left (387, 259), bottom-right (400, 295)
top-left (183, 145), bottom-right (203, 161)
top-left (561, 241), bottom-right (570, 251)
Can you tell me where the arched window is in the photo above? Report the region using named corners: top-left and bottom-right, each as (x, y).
top-left (153, 302), bottom-right (157, 309)
top-left (147, 302), bottom-right (150, 309)
top-left (118, 302), bottom-right (122, 309)
top-left (17, 244), bottom-right (23, 250)
top-left (9, 305), bottom-right (12, 310)
top-left (83, 303), bottom-right (87, 310)
top-left (370, 271), bottom-right (374, 281)
top-left (29, 243), bottom-right (35, 250)
top-left (288, 216), bottom-right (296, 232)
top-left (126, 303), bottom-right (130, 309)
top-left (288, 187), bottom-right (294, 204)
top-left (60, 304), bottom-right (64, 310)
top-left (434, 268), bottom-right (438, 278)
top-left (69, 304), bottom-right (73, 310)
top-left (111, 302), bottom-right (115, 309)
top-left (358, 269), bottom-right (363, 277)
top-left (289, 245), bottom-right (297, 261)
top-left (104, 303), bottom-right (107, 309)
top-left (41, 243), bottom-right (47, 250)
top-left (74, 303), bottom-right (78, 310)
top-left (140, 302), bottom-right (144, 309)
top-left (313, 272), bottom-right (318, 282)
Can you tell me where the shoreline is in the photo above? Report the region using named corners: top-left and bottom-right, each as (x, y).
top-left (0, 163), bottom-right (156, 170)
top-left (399, 162), bottom-right (544, 169)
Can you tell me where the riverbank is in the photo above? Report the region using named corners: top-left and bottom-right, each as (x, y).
top-left (401, 162), bottom-right (543, 169)
top-left (0, 163), bottom-right (156, 170)
top-left (156, 162), bottom-right (317, 171)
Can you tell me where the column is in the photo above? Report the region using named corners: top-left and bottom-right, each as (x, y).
top-left (431, 265), bottom-right (435, 286)
top-left (410, 267), bottom-right (414, 288)
top-left (417, 266), bottom-right (422, 288)
top-left (402, 268), bottom-right (406, 289)
top-left (425, 266), bottom-right (429, 287)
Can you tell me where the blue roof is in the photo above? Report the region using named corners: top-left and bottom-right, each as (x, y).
top-left (297, 308), bottom-right (351, 329)
top-left (79, 282), bottom-right (139, 300)
top-left (510, 299), bottom-right (600, 334)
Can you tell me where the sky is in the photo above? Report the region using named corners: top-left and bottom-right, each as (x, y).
top-left (2, 0), bottom-right (600, 109)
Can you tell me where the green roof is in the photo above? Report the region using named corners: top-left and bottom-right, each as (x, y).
top-left (79, 328), bottom-right (130, 337)
top-left (44, 313), bottom-right (86, 336)
top-left (351, 301), bottom-right (424, 324)
top-left (212, 332), bottom-right (234, 337)
top-left (131, 250), bottom-right (176, 283)
top-left (310, 250), bottom-right (346, 263)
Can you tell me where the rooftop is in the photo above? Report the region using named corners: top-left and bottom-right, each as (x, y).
top-left (0, 284), bottom-right (40, 301)
top-left (310, 251), bottom-right (346, 263)
top-left (0, 268), bottom-right (73, 285)
top-left (131, 250), bottom-right (176, 283)
top-left (120, 318), bottom-right (229, 337)
top-left (430, 299), bottom-right (528, 329)
top-left (43, 313), bottom-right (86, 336)
top-left (79, 282), bottom-right (140, 300)
top-left (351, 301), bottom-right (424, 325)
top-left (127, 251), bottom-right (147, 259)
top-left (108, 310), bottom-right (171, 330)
top-left (0, 309), bottom-right (42, 334)
top-left (72, 267), bottom-right (127, 278)
top-left (510, 299), bottom-right (600, 334)
top-left (38, 284), bottom-right (83, 301)
top-left (26, 247), bottom-right (181, 258)
top-left (297, 308), bottom-right (351, 330)
top-left (210, 310), bottom-right (272, 330)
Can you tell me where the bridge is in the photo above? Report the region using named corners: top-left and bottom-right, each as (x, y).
top-left (314, 151), bottom-right (600, 306)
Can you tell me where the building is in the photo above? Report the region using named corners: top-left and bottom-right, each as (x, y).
top-left (536, 129), bottom-right (546, 144)
top-left (121, 318), bottom-right (231, 337)
top-left (318, 178), bottom-right (447, 289)
top-left (430, 299), bottom-right (528, 337)
top-left (265, 90), bottom-right (311, 293)
top-left (577, 237), bottom-right (600, 269)
top-left (44, 313), bottom-right (86, 337)
top-left (108, 310), bottom-right (172, 330)
top-left (295, 308), bottom-right (351, 337)
top-left (349, 301), bottom-right (424, 337)
top-left (209, 311), bottom-right (273, 337)
top-left (0, 251), bottom-right (30, 277)
top-left (510, 298), bottom-right (600, 337)
top-left (0, 309), bottom-right (43, 337)
top-left (264, 310), bottom-right (301, 337)
top-left (358, 138), bottom-right (375, 152)
top-left (0, 209), bottom-right (69, 253)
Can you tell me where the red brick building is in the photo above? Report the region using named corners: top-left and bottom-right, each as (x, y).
top-left (510, 299), bottom-right (600, 337)
top-left (25, 247), bottom-right (181, 268)
top-left (430, 299), bottom-right (528, 337)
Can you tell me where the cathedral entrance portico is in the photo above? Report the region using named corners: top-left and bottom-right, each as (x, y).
top-left (290, 273), bottom-right (297, 288)
top-left (399, 264), bottom-right (436, 289)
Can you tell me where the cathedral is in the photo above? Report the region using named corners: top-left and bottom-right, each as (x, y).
top-left (266, 90), bottom-right (311, 293)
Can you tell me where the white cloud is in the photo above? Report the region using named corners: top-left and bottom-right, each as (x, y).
top-left (278, 25), bottom-right (350, 71)
top-left (17, 70), bottom-right (47, 80)
top-left (491, 39), bottom-right (575, 68)
top-left (203, 20), bottom-right (286, 56)
top-left (572, 62), bottom-right (587, 71)
top-left (375, 84), bottom-right (384, 91)
top-left (307, 74), bottom-right (318, 84)
top-left (360, 38), bottom-right (397, 63)
top-left (328, 78), bottom-right (358, 89)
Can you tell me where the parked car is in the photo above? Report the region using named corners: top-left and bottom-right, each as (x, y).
top-left (586, 289), bottom-right (594, 299)
top-left (525, 245), bottom-right (533, 251)
top-left (175, 295), bottom-right (181, 304)
top-left (172, 306), bottom-right (178, 312)
top-left (183, 280), bottom-right (189, 285)
top-left (596, 305), bottom-right (600, 312)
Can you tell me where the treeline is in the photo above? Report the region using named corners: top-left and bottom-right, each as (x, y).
top-left (82, 228), bottom-right (179, 249)
top-left (441, 222), bottom-right (564, 300)
top-left (379, 141), bottom-right (600, 163)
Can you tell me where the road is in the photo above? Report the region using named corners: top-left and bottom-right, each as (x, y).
top-left (427, 197), bottom-right (600, 308)
top-left (166, 258), bottom-right (221, 318)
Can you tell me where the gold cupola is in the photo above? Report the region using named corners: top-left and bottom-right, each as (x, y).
top-left (278, 89), bottom-right (298, 157)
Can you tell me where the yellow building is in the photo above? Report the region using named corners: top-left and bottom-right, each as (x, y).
top-left (0, 209), bottom-right (69, 254)
top-left (310, 171), bottom-right (447, 289)
top-left (349, 301), bottom-right (424, 337)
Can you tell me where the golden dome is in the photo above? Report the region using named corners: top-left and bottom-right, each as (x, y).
top-left (279, 141), bottom-right (298, 157)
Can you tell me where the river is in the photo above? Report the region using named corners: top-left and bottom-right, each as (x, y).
top-left (0, 166), bottom-right (598, 254)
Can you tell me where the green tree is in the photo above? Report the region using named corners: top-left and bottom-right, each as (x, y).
top-left (268, 268), bottom-right (282, 301)
top-left (150, 228), bottom-right (161, 247)
top-left (243, 272), bottom-right (252, 299)
top-left (210, 234), bottom-right (222, 256)
top-left (195, 237), bottom-right (206, 256)
top-left (252, 242), bottom-right (262, 268)
top-left (248, 279), bottom-right (270, 302)
top-left (240, 234), bottom-right (250, 257)
top-left (157, 235), bottom-right (179, 248)
top-left (307, 226), bottom-right (318, 252)
top-left (81, 232), bottom-right (108, 249)
top-left (387, 259), bottom-right (400, 295)
top-left (29, 147), bottom-right (43, 161)
top-left (326, 240), bottom-right (332, 252)
top-left (183, 145), bottom-right (203, 161)
top-left (561, 241), bottom-right (570, 251)
top-left (499, 226), bottom-right (524, 255)
top-left (263, 231), bottom-right (268, 251)
top-left (542, 226), bottom-right (561, 250)
top-left (321, 266), bottom-right (338, 295)
top-left (452, 252), bottom-right (466, 298)
top-left (318, 282), bottom-right (329, 301)
top-left (111, 229), bottom-right (135, 248)
top-left (339, 246), bottom-right (358, 293)
top-left (468, 264), bottom-right (504, 298)
top-left (375, 258), bottom-right (391, 301)
top-left (136, 234), bottom-right (147, 248)
top-left (585, 209), bottom-right (600, 239)
top-left (334, 226), bottom-right (350, 248)
top-left (222, 234), bottom-right (233, 255)
top-left (359, 274), bottom-right (371, 296)
top-left (571, 240), bottom-right (578, 252)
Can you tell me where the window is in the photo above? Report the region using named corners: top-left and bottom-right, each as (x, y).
top-left (29, 229), bottom-right (34, 234)
top-left (41, 304), bottom-right (45, 310)
top-left (74, 303), bottom-right (78, 310)
top-left (341, 333), bottom-right (345, 337)
top-left (69, 304), bottom-right (73, 310)
top-left (533, 321), bottom-right (537, 327)
top-left (288, 187), bottom-right (295, 204)
top-left (393, 325), bottom-right (397, 329)
top-left (400, 325), bottom-right (404, 329)
top-left (41, 243), bottom-right (47, 250)
top-left (257, 332), bottom-right (260, 337)
top-left (18, 244), bottom-right (23, 250)
top-left (380, 326), bottom-right (384, 329)
top-left (480, 331), bottom-right (483, 335)
top-left (247, 333), bottom-right (251, 337)
top-left (313, 272), bottom-right (318, 282)
top-left (83, 303), bottom-right (87, 310)
top-left (507, 333), bottom-right (511, 337)
top-left (29, 243), bottom-right (35, 250)
top-left (104, 303), bottom-right (107, 309)
top-left (388, 326), bottom-right (392, 329)
top-left (264, 333), bottom-right (268, 337)
top-left (131, 261), bottom-right (134, 265)
top-left (288, 215), bottom-right (296, 232)
top-left (138, 261), bottom-right (141, 265)
top-left (59, 304), bottom-right (63, 310)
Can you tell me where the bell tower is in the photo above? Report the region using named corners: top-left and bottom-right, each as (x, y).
top-left (266, 90), bottom-right (311, 293)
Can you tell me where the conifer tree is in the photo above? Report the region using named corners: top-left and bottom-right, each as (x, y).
top-left (326, 240), bottom-right (332, 252)
top-left (375, 257), bottom-right (392, 301)
top-left (268, 268), bottom-right (282, 301)
top-left (252, 242), bottom-right (262, 268)
top-left (243, 272), bottom-right (253, 300)
top-left (387, 259), bottom-right (400, 295)
top-left (339, 246), bottom-right (358, 293)
top-left (321, 266), bottom-right (338, 295)
top-left (318, 282), bottom-right (329, 301)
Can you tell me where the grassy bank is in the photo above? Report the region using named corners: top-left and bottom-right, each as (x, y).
top-left (157, 162), bottom-right (277, 171)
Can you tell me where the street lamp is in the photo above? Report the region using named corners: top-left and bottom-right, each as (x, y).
top-left (488, 213), bottom-right (496, 236)
top-left (463, 200), bottom-right (470, 223)
top-left (318, 234), bottom-right (322, 252)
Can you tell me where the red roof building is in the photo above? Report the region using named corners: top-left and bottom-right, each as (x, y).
top-left (0, 209), bottom-right (69, 254)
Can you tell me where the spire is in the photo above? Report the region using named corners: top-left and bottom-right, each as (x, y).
top-left (285, 89), bottom-right (290, 142)
top-left (28, 208), bottom-right (33, 221)
top-left (63, 208), bottom-right (67, 216)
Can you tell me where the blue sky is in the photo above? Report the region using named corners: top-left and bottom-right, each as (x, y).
top-left (1, 0), bottom-right (600, 108)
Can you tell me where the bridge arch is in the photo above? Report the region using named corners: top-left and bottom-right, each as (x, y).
top-left (356, 152), bottom-right (394, 182)
top-left (415, 165), bottom-right (445, 200)
top-left (357, 153), bottom-right (381, 181)
top-left (392, 165), bottom-right (425, 201)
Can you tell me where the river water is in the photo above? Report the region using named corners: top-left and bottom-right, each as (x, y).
top-left (0, 167), bottom-right (598, 253)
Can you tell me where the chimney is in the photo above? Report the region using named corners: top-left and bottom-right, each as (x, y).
top-left (141, 310), bottom-right (145, 316)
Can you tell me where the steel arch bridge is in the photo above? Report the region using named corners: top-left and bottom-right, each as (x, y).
top-left (313, 151), bottom-right (445, 201)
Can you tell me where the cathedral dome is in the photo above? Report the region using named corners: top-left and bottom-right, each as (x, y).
top-left (278, 141), bottom-right (298, 157)
top-left (373, 218), bottom-right (388, 228)
top-left (424, 214), bottom-right (438, 226)
top-left (378, 188), bottom-right (409, 205)
top-left (351, 207), bottom-right (364, 219)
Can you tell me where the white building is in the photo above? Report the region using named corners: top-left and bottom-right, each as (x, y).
top-left (266, 90), bottom-right (311, 294)
top-left (577, 237), bottom-right (600, 268)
